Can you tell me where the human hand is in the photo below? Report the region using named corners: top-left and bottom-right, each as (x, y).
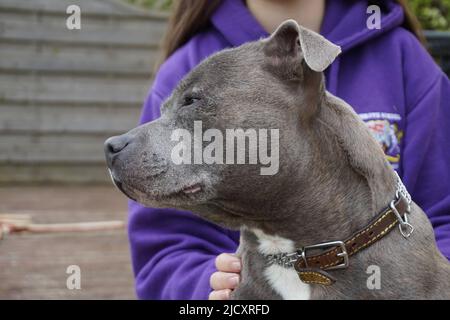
top-left (208, 253), bottom-right (241, 300)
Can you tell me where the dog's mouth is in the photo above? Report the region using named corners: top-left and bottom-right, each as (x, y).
top-left (152, 182), bottom-right (204, 201)
top-left (108, 169), bottom-right (203, 203)
top-left (108, 169), bottom-right (138, 201)
top-left (181, 183), bottom-right (202, 195)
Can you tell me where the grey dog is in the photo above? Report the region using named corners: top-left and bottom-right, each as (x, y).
top-left (105, 20), bottom-right (450, 299)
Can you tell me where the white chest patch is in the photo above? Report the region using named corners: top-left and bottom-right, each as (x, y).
top-left (252, 229), bottom-right (311, 300)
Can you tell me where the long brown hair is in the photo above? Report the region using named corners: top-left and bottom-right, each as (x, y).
top-left (395, 0), bottom-right (426, 44)
top-left (157, 0), bottom-right (221, 68)
top-left (157, 0), bottom-right (425, 68)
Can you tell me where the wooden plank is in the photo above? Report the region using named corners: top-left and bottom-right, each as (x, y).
top-left (0, 0), bottom-right (164, 17)
top-left (0, 185), bottom-right (135, 299)
top-left (0, 41), bottom-right (159, 74)
top-left (0, 236), bottom-right (135, 298)
top-left (0, 0), bottom-right (126, 14)
top-left (0, 163), bottom-right (111, 184)
top-left (0, 0), bottom-right (167, 184)
top-left (0, 73), bottom-right (152, 104)
top-left (0, 10), bottom-right (167, 47)
top-left (0, 102), bottom-right (141, 133)
top-left (0, 132), bottom-right (117, 162)
top-left (0, 8), bottom-right (168, 32)
top-left (0, 185), bottom-right (126, 219)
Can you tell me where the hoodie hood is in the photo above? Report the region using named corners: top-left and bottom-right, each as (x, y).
top-left (210, 0), bottom-right (405, 94)
top-left (211, 0), bottom-right (405, 52)
top-left (321, 0), bottom-right (404, 51)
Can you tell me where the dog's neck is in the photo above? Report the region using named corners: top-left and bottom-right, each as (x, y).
top-left (252, 92), bottom-right (397, 248)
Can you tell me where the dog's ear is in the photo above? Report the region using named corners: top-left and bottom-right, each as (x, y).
top-left (263, 19), bottom-right (341, 73)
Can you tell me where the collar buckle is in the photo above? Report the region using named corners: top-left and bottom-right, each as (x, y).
top-left (299, 240), bottom-right (349, 270)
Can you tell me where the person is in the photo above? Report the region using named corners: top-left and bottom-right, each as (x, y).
top-left (128, 0), bottom-right (450, 300)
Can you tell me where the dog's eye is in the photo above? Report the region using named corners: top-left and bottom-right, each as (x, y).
top-left (182, 96), bottom-right (200, 107)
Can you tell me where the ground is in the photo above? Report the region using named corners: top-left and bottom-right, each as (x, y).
top-left (0, 185), bottom-right (135, 299)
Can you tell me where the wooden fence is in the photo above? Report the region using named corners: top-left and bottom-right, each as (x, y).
top-left (0, 0), bottom-right (168, 184)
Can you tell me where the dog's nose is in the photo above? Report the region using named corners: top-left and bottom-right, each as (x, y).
top-left (104, 135), bottom-right (132, 166)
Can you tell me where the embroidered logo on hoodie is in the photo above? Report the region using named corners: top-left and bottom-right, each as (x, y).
top-left (359, 112), bottom-right (403, 169)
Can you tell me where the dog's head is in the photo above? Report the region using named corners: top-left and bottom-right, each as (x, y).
top-left (105, 20), bottom-right (341, 228)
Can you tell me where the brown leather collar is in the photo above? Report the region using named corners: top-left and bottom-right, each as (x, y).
top-left (294, 196), bottom-right (411, 285)
top-left (265, 192), bottom-right (413, 286)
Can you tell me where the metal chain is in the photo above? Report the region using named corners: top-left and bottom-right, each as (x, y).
top-left (265, 252), bottom-right (299, 268)
top-left (394, 171), bottom-right (411, 204)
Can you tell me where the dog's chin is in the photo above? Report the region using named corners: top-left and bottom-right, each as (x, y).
top-left (108, 174), bottom-right (138, 202)
top-left (108, 170), bottom-right (209, 207)
top-left (151, 184), bottom-right (209, 208)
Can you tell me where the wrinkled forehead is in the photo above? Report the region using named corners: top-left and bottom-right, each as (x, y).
top-left (178, 41), bottom-right (266, 91)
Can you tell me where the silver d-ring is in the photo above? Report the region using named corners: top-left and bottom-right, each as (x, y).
top-left (399, 222), bottom-right (414, 238)
top-left (390, 200), bottom-right (414, 239)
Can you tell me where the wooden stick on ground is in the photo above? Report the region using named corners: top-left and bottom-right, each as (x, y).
top-left (9, 221), bottom-right (125, 233)
top-left (0, 214), bottom-right (125, 238)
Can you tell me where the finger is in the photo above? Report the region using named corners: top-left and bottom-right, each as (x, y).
top-left (210, 271), bottom-right (240, 290)
top-left (209, 289), bottom-right (231, 300)
top-left (215, 253), bottom-right (242, 272)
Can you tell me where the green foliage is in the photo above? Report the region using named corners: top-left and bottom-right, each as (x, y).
top-left (126, 0), bottom-right (173, 11)
top-left (409, 0), bottom-right (450, 30)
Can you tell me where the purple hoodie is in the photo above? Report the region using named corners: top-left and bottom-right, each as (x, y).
top-left (128, 0), bottom-right (450, 299)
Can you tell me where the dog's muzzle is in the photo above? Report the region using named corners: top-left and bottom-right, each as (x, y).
top-left (104, 134), bottom-right (137, 201)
